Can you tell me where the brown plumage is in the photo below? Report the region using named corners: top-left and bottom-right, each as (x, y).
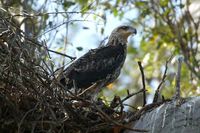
top-left (60, 25), bottom-right (136, 96)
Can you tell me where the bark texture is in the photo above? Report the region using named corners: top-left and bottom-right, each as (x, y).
top-left (126, 97), bottom-right (200, 133)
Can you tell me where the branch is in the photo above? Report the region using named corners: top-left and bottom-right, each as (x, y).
top-left (110, 89), bottom-right (144, 109)
top-left (153, 56), bottom-right (173, 103)
top-left (47, 48), bottom-right (76, 60)
top-left (138, 61), bottom-right (146, 106)
top-left (12, 11), bottom-right (103, 19)
top-left (98, 36), bottom-right (108, 47)
top-left (174, 56), bottom-right (184, 100)
top-left (92, 104), bottom-right (148, 132)
top-left (36, 19), bottom-right (88, 37)
top-left (121, 89), bottom-right (144, 104)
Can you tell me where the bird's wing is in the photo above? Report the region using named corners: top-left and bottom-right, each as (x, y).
top-left (61, 44), bottom-right (125, 88)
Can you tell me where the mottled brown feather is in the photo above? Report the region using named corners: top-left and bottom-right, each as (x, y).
top-left (59, 25), bottom-right (136, 93)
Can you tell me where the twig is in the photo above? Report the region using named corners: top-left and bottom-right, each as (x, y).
top-left (42, 40), bottom-right (51, 59)
top-left (12, 11), bottom-right (103, 18)
top-left (174, 56), bottom-right (184, 99)
top-left (122, 103), bottom-right (138, 110)
top-left (77, 83), bottom-right (97, 97)
top-left (93, 104), bottom-right (148, 132)
top-left (36, 19), bottom-right (89, 37)
top-left (110, 96), bottom-right (124, 116)
top-left (121, 89), bottom-right (144, 104)
top-left (18, 104), bottom-right (38, 133)
top-left (24, 35), bottom-right (76, 60)
top-left (111, 89), bottom-right (144, 109)
top-left (153, 56), bottom-right (173, 103)
top-left (2, 15), bottom-right (76, 61)
top-left (138, 61), bottom-right (146, 106)
top-left (47, 48), bottom-right (76, 60)
top-left (129, 101), bottom-right (165, 122)
top-left (98, 36), bottom-right (108, 47)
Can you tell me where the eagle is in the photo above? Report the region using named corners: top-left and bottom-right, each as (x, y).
top-left (59, 25), bottom-right (137, 97)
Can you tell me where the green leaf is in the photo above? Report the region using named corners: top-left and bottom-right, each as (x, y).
top-left (160, 0), bottom-right (169, 7)
top-left (63, 1), bottom-right (75, 9)
top-left (113, 8), bottom-right (118, 17)
top-left (127, 45), bottom-right (137, 54)
top-left (43, 13), bottom-right (49, 20)
top-left (135, 1), bottom-right (148, 7)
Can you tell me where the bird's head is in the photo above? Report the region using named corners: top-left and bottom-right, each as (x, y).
top-left (109, 25), bottom-right (137, 45)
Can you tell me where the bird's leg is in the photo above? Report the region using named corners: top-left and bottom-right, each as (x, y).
top-left (91, 82), bottom-right (105, 101)
top-left (72, 80), bottom-right (78, 95)
top-left (173, 56), bottom-right (184, 106)
top-left (77, 83), bottom-right (97, 97)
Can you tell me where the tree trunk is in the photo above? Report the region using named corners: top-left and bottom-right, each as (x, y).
top-left (125, 97), bottom-right (200, 133)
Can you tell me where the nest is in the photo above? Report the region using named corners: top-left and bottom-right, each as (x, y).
top-left (0, 11), bottom-right (153, 133)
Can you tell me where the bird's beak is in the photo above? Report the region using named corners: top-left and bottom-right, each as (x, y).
top-left (128, 27), bottom-right (137, 35)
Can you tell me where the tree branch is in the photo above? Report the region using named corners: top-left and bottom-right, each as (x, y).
top-left (174, 56), bottom-right (184, 100)
top-left (138, 61), bottom-right (146, 106)
top-left (153, 56), bottom-right (173, 103)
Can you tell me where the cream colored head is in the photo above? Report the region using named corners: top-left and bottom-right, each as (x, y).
top-left (109, 25), bottom-right (137, 44)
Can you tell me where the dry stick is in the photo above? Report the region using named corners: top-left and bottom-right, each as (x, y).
top-left (112, 89), bottom-right (144, 109)
top-left (123, 103), bottom-right (138, 110)
top-left (138, 61), bottom-right (146, 106)
top-left (121, 89), bottom-right (144, 104)
top-left (9, 24), bottom-right (75, 60)
top-left (25, 36), bottom-right (76, 60)
top-left (129, 101), bottom-right (164, 122)
top-left (43, 40), bottom-right (52, 59)
top-left (99, 36), bottom-right (108, 47)
top-left (18, 104), bottom-right (38, 133)
top-left (174, 57), bottom-right (183, 100)
top-left (47, 48), bottom-right (76, 60)
top-left (37, 19), bottom-right (88, 38)
top-left (93, 104), bottom-right (148, 132)
top-left (153, 56), bottom-right (173, 103)
top-left (12, 11), bottom-right (103, 18)
top-left (4, 16), bottom-right (77, 61)
top-left (77, 83), bottom-right (97, 96)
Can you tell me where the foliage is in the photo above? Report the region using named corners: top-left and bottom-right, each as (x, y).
top-left (130, 0), bottom-right (200, 99)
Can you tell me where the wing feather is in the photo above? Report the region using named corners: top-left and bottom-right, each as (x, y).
top-left (60, 44), bottom-right (126, 88)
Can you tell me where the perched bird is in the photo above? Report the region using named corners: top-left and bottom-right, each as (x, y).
top-left (60, 25), bottom-right (137, 97)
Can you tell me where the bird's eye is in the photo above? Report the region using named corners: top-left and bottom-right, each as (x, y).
top-left (121, 26), bottom-right (128, 30)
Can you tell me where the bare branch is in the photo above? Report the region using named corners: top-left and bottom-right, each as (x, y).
top-left (174, 56), bottom-right (184, 100)
top-left (138, 61), bottom-right (146, 106)
top-left (121, 89), bottom-right (145, 104)
top-left (47, 48), bottom-right (76, 60)
top-left (153, 56), bottom-right (173, 103)
top-left (92, 104), bottom-right (148, 132)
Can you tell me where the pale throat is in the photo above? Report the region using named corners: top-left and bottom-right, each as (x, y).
top-left (108, 33), bottom-right (129, 46)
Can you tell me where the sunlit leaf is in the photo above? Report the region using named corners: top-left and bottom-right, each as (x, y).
top-left (160, 0), bottom-right (169, 7)
top-left (113, 8), bottom-right (118, 17)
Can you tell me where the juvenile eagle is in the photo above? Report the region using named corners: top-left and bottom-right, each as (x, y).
top-left (60, 25), bottom-right (136, 95)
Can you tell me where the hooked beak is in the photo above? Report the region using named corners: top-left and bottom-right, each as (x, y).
top-left (128, 27), bottom-right (137, 35)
